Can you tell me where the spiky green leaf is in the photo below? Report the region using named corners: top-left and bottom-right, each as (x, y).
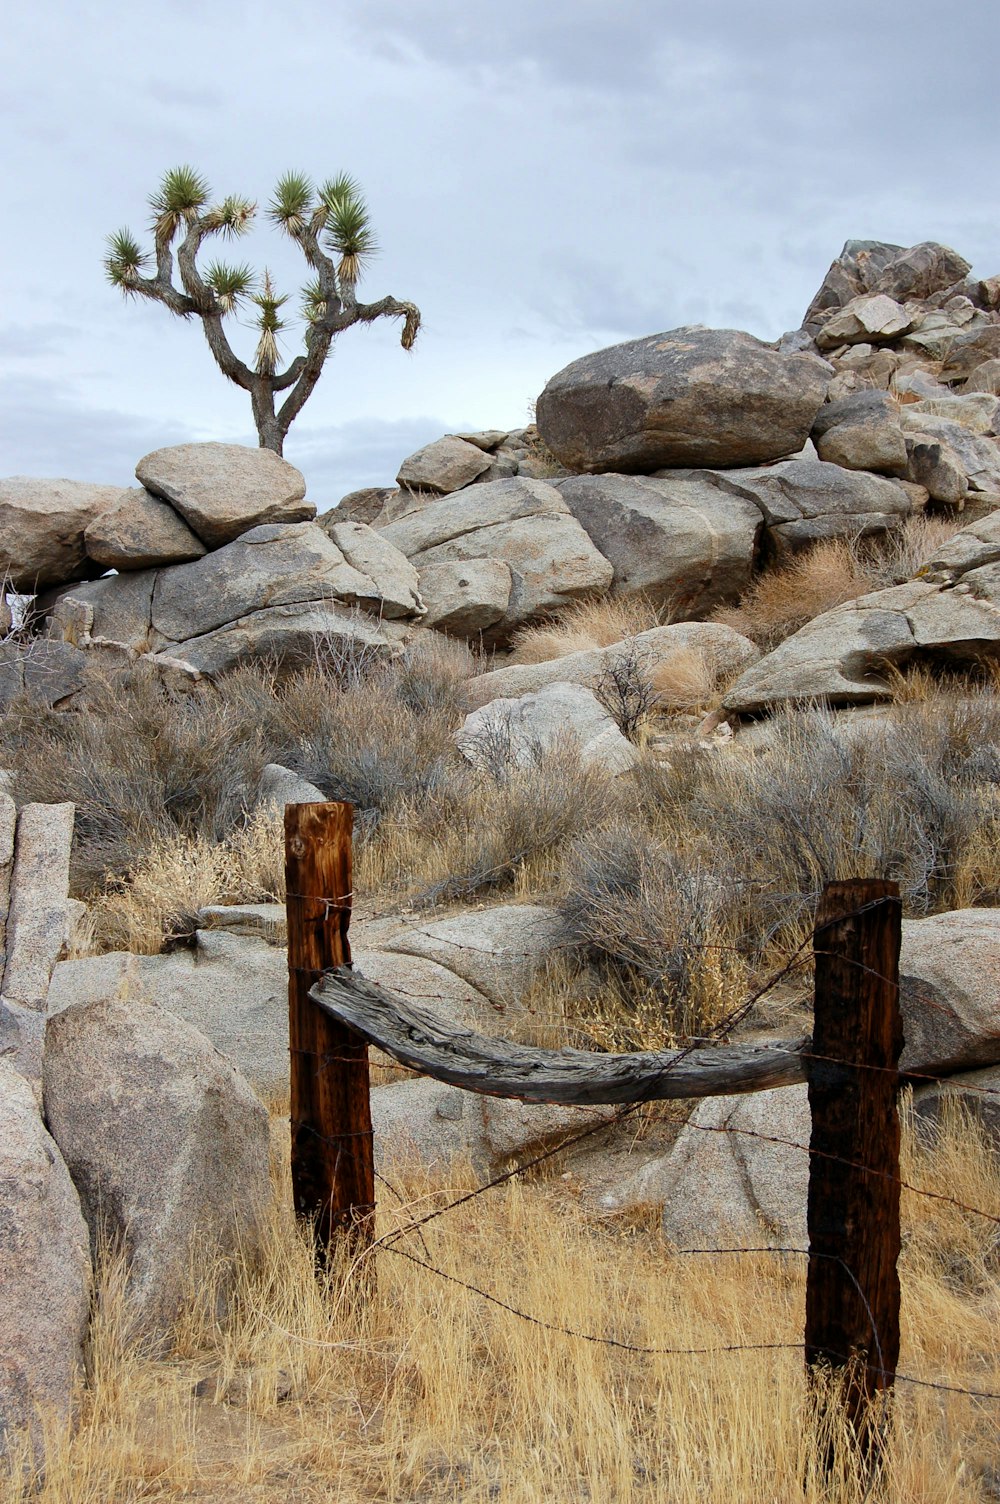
top-left (319, 174), bottom-right (378, 284)
top-left (203, 195), bottom-right (256, 239)
top-left (204, 260), bottom-right (256, 314)
top-left (300, 276), bottom-right (328, 323)
top-left (268, 171), bottom-right (314, 236)
top-left (104, 228), bottom-right (150, 292)
top-left (149, 165), bottom-right (211, 247)
top-left (252, 270), bottom-right (289, 374)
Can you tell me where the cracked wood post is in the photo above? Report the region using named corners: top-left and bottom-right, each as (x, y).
top-left (806, 877), bottom-right (902, 1476)
top-left (285, 802), bottom-right (374, 1268)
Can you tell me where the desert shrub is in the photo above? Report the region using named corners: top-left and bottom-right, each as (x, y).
top-left (507, 594), bottom-right (663, 664)
top-left (593, 640), bottom-right (659, 739)
top-left (710, 516), bottom-right (965, 653)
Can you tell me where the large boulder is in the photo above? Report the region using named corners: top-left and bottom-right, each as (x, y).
top-left (466, 622), bottom-right (758, 709)
top-left (417, 558), bottom-right (514, 636)
top-left (380, 904), bottom-right (562, 1011)
top-left (83, 486), bottom-right (207, 571)
top-left (535, 327), bottom-right (831, 472)
top-left (135, 442), bottom-right (313, 548)
top-left (44, 994), bottom-right (271, 1339)
top-left (899, 412), bottom-right (1000, 494)
top-left (802, 240), bottom-right (906, 330)
top-left (814, 294), bottom-right (914, 350)
top-left (870, 242), bottom-right (972, 304)
top-left (396, 436), bottom-right (492, 494)
top-left (900, 910), bottom-right (1000, 1074)
top-left (458, 681), bottom-right (639, 775)
top-left (0, 477), bottom-right (120, 591)
top-left (0, 1061), bottom-right (91, 1461)
top-left (554, 472), bottom-right (762, 614)
top-left (152, 602), bottom-right (408, 679)
top-left (378, 478), bottom-right (613, 643)
top-left (324, 519), bottom-right (425, 619)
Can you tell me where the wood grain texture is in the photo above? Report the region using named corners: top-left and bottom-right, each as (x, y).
top-left (286, 803), bottom-right (374, 1256)
top-left (806, 878), bottom-right (902, 1468)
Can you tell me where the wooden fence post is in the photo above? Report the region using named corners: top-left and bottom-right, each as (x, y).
top-left (285, 802), bottom-right (375, 1265)
top-left (806, 877), bottom-right (902, 1473)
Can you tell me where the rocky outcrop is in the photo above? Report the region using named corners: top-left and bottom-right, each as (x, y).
top-left (458, 681), bottom-right (639, 775)
top-left (535, 327), bottom-right (831, 472)
top-left (712, 459), bottom-right (914, 557)
top-left (0, 478), bottom-right (120, 591)
top-left (803, 240), bottom-right (973, 333)
top-left (136, 442), bottom-right (312, 547)
top-left (378, 478), bottom-right (614, 643)
top-left (44, 994), bottom-right (271, 1340)
top-left (0, 1061), bottom-right (91, 1462)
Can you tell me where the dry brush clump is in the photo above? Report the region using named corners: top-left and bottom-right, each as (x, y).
top-left (4, 1105), bottom-right (998, 1503)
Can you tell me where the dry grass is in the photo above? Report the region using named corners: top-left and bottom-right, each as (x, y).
top-left (711, 516), bottom-right (965, 654)
top-left (4, 1106), bottom-right (998, 1502)
top-left (507, 596), bottom-right (664, 664)
top-left (647, 644), bottom-right (720, 713)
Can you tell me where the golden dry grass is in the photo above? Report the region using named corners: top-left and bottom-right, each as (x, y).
top-left (4, 1105), bottom-right (999, 1502)
top-left (508, 596), bottom-right (665, 664)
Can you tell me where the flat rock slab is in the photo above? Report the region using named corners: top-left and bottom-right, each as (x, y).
top-left (162, 602), bottom-right (408, 679)
top-left (0, 477), bottom-right (120, 592)
top-left (0, 1059), bottom-right (90, 1461)
top-left (458, 681), bottom-right (639, 775)
top-left (1, 801), bottom-right (74, 1085)
top-left (136, 442), bottom-right (313, 548)
top-left (536, 325), bottom-right (831, 472)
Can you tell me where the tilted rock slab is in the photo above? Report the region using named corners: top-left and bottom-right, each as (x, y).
top-left (554, 472), bottom-right (762, 614)
top-left (0, 477), bottom-right (120, 592)
top-left (535, 326), bottom-right (831, 472)
top-left (0, 1060), bottom-right (91, 1462)
top-left (44, 994), bottom-right (271, 1341)
top-left (136, 442), bottom-right (313, 547)
top-left (711, 458), bottom-right (913, 557)
top-left (814, 293), bottom-right (915, 349)
top-left (83, 486), bottom-right (207, 571)
top-left (378, 478), bottom-right (614, 643)
top-left (466, 622), bottom-right (758, 709)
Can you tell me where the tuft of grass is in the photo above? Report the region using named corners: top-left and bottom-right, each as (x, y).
top-left (508, 596), bottom-right (665, 665)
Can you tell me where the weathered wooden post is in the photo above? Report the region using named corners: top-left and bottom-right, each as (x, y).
top-left (806, 877), bottom-right (902, 1474)
top-left (285, 802), bottom-right (375, 1265)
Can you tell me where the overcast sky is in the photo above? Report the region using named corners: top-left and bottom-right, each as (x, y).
top-left (3, 0), bottom-right (998, 505)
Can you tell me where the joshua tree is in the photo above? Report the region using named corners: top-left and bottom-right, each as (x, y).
top-left (105, 165), bottom-right (420, 455)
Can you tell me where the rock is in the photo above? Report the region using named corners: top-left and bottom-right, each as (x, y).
top-left (258, 762), bottom-right (326, 811)
top-left (381, 904), bottom-right (562, 1010)
top-left (396, 436), bottom-right (492, 494)
top-left (136, 442), bottom-right (312, 548)
top-left (481, 1097), bottom-right (617, 1162)
top-left (83, 487), bottom-right (207, 570)
top-left (918, 507), bottom-right (1000, 580)
top-left (44, 994), bottom-right (271, 1339)
top-left (418, 558), bottom-right (514, 636)
top-left (802, 240), bottom-right (906, 330)
top-left (466, 622), bottom-right (758, 709)
top-left (535, 326), bottom-right (831, 473)
top-left (0, 595), bottom-right (10, 637)
top-left (900, 910), bottom-right (1000, 1074)
top-left (0, 1060), bottom-right (91, 1462)
top-left (2, 638), bottom-right (92, 711)
top-left (157, 602), bottom-right (408, 679)
top-left (902, 310), bottom-right (993, 362)
top-left (899, 413), bottom-right (1000, 494)
top-left (904, 434), bottom-right (970, 507)
top-left (555, 472), bottom-right (762, 614)
top-left (458, 681), bottom-right (639, 775)
top-left (379, 478), bottom-right (614, 643)
top-left (961, 359), bottom-right (1000, 396)
top-left (0, 792), bottom-right (14, 961)
top-left (716, 459), bottom-right (913, 556)
top-left (0, 802), bottom-right (74, 1085)
top-left (911, 1065), bottom-right (1000, 1147)
top-left (654, 1085), bottom-right (810, 1249)
top-left (372, 1078), bottom-right (492, 1174)
top-left (455, 430), bottom-right (508, 452)
top-left (811, 392), bottom-right (908, 475)
top-left (321, 486), bottom-right (398, 528)
top-left (148, 522), bottom-right (402, 645)
top-left (870, 242), bottom-right (972, 304)
top-left (938, 326), bottom-right (1000, 383)
top-left (815, 294), bottom-right (914, 350)
top-left (45, 570), bottom-right (157, 650)
top-left (0, 477), bottom-right (120, 592)
top-left (906, 395), bottom-right (1000, 437)
top-left (197, 902), bottom-right (288, 946)
top-left (325, 519), bottom-right (425, 618)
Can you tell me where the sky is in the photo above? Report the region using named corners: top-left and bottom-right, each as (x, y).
top-left (2, 0), bottom-right (998, 507)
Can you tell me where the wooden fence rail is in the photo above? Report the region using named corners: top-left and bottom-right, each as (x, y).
top-left (286, 806), bottom-right (906, 1476)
